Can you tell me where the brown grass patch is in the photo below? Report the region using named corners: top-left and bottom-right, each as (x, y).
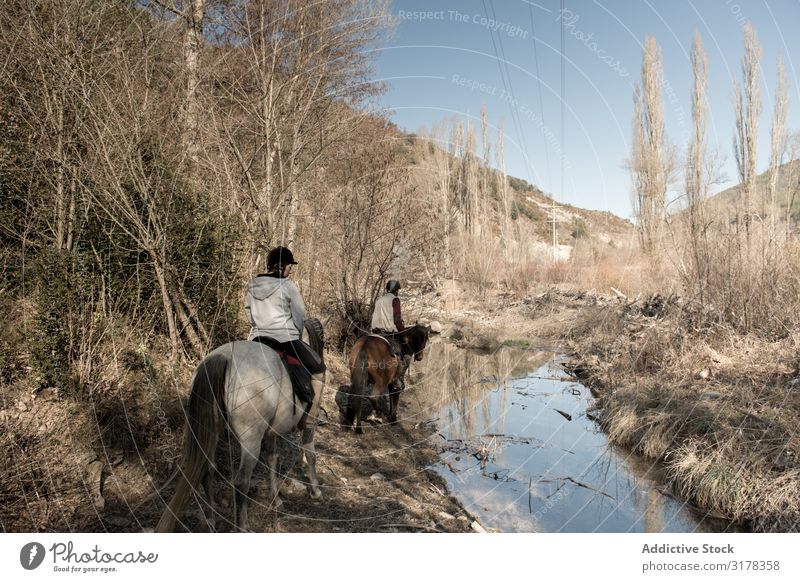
top-left (560, 293), bottom-right (800, 531)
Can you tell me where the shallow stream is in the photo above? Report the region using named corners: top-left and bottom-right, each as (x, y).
top-left (410, 339), bottom-right (737, 533)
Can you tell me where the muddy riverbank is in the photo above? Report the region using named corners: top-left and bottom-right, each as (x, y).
top-left (410, 282), bottom-right (800, 532)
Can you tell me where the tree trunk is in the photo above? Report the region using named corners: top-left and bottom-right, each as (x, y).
top-left (181, 0), bottom-right (205, 169)
top-left (170, 288), bottom-right (205, 358)
top-left (152, 256), bottom-right (180, 359)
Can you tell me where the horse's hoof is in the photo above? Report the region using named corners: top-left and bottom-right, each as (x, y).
top-left (309, 488), bottom-right (322, 500)
top-left (271, 496), bottom-right (283, 509)
top-left (355, 426), bottom-right (363, 435)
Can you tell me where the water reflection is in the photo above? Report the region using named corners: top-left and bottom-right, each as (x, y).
top-left (411, 339), bottom-right (737, 533)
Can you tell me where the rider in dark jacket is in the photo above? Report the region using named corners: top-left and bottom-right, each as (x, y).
top-left (371, 279), bottom-right (405, 335)
top-left (371, 279), bottom-right (412, 379)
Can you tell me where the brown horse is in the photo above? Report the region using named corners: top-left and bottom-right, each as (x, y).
top-left (345, 324), bottom-right (430, 433)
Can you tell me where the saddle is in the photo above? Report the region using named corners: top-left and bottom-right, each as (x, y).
top-left (370, 329), bottom-right (403, 359)
top-left (251, 336), bottom-right (313, 411)
top-left (369, 331), bottom-right (409, 393)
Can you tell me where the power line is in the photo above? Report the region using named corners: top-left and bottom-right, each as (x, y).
top-left (481, 0), bottom-right (528, 168)
top-left (528, 2), bottom-right (553, 194)
top-left (561, 0), bottom-right (566, 206)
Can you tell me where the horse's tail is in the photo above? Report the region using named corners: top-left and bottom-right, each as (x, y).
top-left (348, 341), bottom-right (371, 431)
top-left (351, 342), bottom-right (370, 396)
top-left (156, 353), bottom-right (228, 533)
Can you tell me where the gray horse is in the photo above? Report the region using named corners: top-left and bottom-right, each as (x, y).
top-left (156, 319), bottom-right (325, 532)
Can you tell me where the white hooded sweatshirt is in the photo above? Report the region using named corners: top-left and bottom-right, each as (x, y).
top-left (244, 275), bottom-right (306, 342)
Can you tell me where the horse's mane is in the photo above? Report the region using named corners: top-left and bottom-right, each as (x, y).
top-left (404, 324), bottom-right (429, 352)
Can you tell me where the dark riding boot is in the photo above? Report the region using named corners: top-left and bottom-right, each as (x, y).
top-left (287, 363), bottom-right (313, 405)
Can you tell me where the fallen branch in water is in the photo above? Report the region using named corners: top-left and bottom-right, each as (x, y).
top-left (563, 476), bottom-right (614, 499)
top-left (540, 476), bottom-right (615, 500)
top-left (378, 522), bottom-right (441, 533)
top-left (554, 409), bottom-right (573, 421)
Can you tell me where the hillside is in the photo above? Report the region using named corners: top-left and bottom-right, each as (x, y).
top-left (707, 159), bottom-right (800, 226)
top-left (400, 132), bottom-right (636, 262)
top-left (504, 174), bottom-right (635, 251)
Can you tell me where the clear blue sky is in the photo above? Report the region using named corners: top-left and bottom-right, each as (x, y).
top-left (369, 0), bottom-right (800, 220)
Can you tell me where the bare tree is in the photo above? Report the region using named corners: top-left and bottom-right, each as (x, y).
top-left (480, 104), bottom-right (491, 228)
top-left (432, 121), bottom-right (454, 276)
top-left (2, 0), bottom-right (118, 253)
top-left (684, 32), bottom-right (709, 301)
top-left (449, 119), bottom-right (465, 233)
top-left (630, 36), bottom-right (670, 254)
top-left (733, 22), bottom-right (762, 237)
top-left (67, 3), bottom-right (227, 359)
top-left (211, 0), bottom-right (389, 267)
top-left (464, 119), bottom-right (478, 234)
top-left (496, 118), bottom-right (512, 255)
top-left (767, 54), bottom-right (789, 229)
top-left (322, 119), bottom-right (420, 343)
top-left (180, 0), bottom-right (206, 174)
top-left (137, 0), bottom-right (208, 173)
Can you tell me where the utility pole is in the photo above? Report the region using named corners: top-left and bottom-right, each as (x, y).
top-left (547, 199), bottom-right (561, 263)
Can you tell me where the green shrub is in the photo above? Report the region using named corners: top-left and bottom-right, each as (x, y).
top-left (571, 218), bottom-right (589, 239)
top-left (29, 249), bottom-right (73, 390)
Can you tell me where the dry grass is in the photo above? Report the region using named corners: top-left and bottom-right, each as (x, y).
top-left (565, 238), bottom-right (673, 297)
top-left (667, 211), bottom-right (800, 335)
top-left (561, 293), bottom-right (800, 532)
top-left (449, 231), bottom-right (673, 300)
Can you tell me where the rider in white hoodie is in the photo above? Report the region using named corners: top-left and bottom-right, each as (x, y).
top-left (245, 249), bottom-right (306, 342)
top-left (245, 246), bottom-right (324, 404)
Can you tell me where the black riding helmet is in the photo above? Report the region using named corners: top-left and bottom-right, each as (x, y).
top-left (267, 246), bottom-right (298, 271)
top-left (386, 280), bottom-right (401, 294)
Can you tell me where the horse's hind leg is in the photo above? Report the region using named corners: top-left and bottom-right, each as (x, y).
top-left (301, 426), bottom-right (322, 499)
top-left (262, 433), bottom-right (283, 508)
top-left (233, 436), bottom-right (261, 532)
top-left (388, 387), bottom-right (400, 424)
top-left (353, 395), bottom-right (364, 434)
top-left (343, 400), bottom-right (356, 431)
top-left (300, 374), bottom-right (323, 499)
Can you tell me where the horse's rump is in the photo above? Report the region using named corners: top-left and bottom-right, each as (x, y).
top-left (349, 335), bottom-right (400, 397)
top-left (156, 321), bottom-right (327, 531)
